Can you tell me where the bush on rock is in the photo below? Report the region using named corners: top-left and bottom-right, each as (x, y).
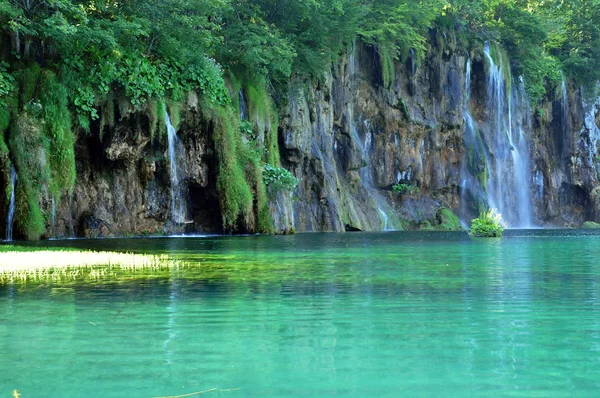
top-left (469, 209), bottom-right (505, 237)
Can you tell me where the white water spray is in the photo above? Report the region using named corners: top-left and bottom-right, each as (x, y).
top-left (166, 111), bottom-right (188, 224)
top-left (482, 43), bottom-right (535, 228)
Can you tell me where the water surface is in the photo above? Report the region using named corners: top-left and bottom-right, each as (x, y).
top-left (2, 230), bottom-right (600, 396)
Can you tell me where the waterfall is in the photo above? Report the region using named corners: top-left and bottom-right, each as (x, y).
top-left (561, 79), bottom-right (569, 131)
top-left (482, 43), bottom-right (535, 228)
top-left (51, 195), bottom-right (56, 238)
top-left (378, 208), bottom-right (389, 231)
top-left (559, 77), bottom-right (569, 163)
top-left (239, 90), bottom-right (248, 121)
top-left (166, 111), bottom-right (187, 224)
top-left (460, 58), bottom-right (491, 226)
top-left (5, 165), bottom-right (17, 241)
top-left (409, 48), bottom-right (417, 92)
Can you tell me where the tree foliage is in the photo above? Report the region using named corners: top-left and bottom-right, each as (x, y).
top-left (1, 0), bottom-right (600, 237)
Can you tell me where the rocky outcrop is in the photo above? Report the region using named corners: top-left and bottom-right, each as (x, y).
top-left (278, 32), bottom-right (599, 231)
top-left (5, 30), bottom-right (599, 239)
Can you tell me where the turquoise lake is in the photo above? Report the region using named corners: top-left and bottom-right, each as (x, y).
top-left (1, 230), bottom-right (600, 396)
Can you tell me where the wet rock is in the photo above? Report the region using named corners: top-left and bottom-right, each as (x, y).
top-left (78, 212), bottom-right (110, 238)
top-left (345, 224), bottom-right (362, 232)
top-left (18, 30), bottom-right (600, 240)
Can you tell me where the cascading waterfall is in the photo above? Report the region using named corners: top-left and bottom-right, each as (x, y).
top-left (460, 56), bottom-right (499, 227)
top-left (5, 165), bottom-right (17, 241)
top-left (165, 111), bottom-right (188, 224)
top-left (482, 42), bottom-right (535, 228)
top-left (559, 77), bottom-right (569, 163)
top-left (460, 58), bottom-right (488, 226)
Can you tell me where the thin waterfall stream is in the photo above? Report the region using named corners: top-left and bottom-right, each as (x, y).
top-left (166, 111), bottom-right (188, 225)
top-left (5, 165), bottom-right (17, 241)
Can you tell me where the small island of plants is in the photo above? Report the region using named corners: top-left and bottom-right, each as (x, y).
top-left (469, 209), bottom-right (505, 237)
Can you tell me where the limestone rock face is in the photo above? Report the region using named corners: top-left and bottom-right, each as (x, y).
top-left (12, 30), bottom-right (599, 239)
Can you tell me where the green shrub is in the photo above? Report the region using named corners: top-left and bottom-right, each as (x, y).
top-left (240, 119), bottom-right (256, 140)
top-left (263, 164), bottom-right (298, 194)
top-left (392, 183), bottom-right (419, 194)
top-left (469, 209), bottom-right (505, 238)
top-left (0, 61), bottom-right (15, 105)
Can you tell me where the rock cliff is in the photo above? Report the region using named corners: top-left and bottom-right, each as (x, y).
top-left (5, 31), bottom-right (599, 239)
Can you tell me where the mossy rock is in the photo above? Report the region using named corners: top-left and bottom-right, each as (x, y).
top-left (582, 221), bottom-right (600, 229)
top-left (437, 208), bottom-right (462, 231)
top-left (419, 221), bottom-right (434, 231)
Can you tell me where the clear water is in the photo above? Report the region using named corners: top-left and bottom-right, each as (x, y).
top-left (2, 230), bottom-right (600, 396)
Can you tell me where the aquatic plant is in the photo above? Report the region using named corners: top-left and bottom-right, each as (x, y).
top-left (469, 209), bottom-right (505, 237)
top-left (0, 249), bottom-right (186, 284)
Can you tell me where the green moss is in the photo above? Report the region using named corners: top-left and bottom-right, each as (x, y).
top-left (0, 107), bottom-right (10, 135)
top-left (437, 208), bottom-right (462, 231)
top-left (379, 46), bottom-right (395, 90)
top-left (246, 154), bottom-right (274, 234)
top-left (147, 97), bottom-right (159, 139)
top-left (156, 100), bottom-right (166, 136)
top-left (227, 72), bottom-right (243, 115)
top-left (9, 114), bottom-right (49, 240)
top-left (0, 132), bottom-right (10, 204)
top-left (166, 100), bottom-right (183, 130)
top-left (16, 63), bottom-right (41, 109)
top-left (212, 106), bottom-right (254, 230)
top-left (245, 80), bottom-right (280, 166)
top-left (39, 70), bottom-right (76, 195)
top-left (14, 183), bottom-right (45, 240)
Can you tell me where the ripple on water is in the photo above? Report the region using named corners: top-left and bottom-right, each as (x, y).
top-left (1, 231), bottom-right (600, 396)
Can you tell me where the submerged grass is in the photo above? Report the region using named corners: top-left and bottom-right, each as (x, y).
top-left (0, 248), bottom-right (186, 284)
